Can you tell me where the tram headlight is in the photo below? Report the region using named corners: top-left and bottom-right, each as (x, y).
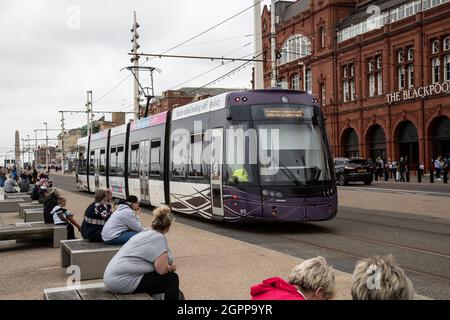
top-left (262, 190), bottom-right (270, 197)
top-left (269, 191), bottom-right (276, 198)
top-left (276, 192), bottom-right (283, 199)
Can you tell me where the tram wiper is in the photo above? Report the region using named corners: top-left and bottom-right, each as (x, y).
top-left (278, 160), bottom-right (303, 187)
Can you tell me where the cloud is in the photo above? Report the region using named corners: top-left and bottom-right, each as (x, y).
top-left (0, 0), bottom-right (264, 157)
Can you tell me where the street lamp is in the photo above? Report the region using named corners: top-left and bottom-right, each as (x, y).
top-left (43, 122), bottom-right (49, 173)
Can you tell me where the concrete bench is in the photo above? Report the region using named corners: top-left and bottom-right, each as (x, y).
top-left (24, 208), bottom-right (44, 223)
top-left (19, 202), bottom-right (43, 219)
top-left (5, 193), bottom-right (32, 202)
top-left (0, 199), bottom-right (27, 213)
top-left (61, 240), bottom-right (122, 280)
top-left (44, 283), bottom-right (155, 300)
top-left (0, 222), bottom-right (67, 248)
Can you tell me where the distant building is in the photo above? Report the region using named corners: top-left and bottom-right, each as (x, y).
top-left (36, 146), bottom-right (56, 166)
top-left (142, 87), bottom-right (244, 117)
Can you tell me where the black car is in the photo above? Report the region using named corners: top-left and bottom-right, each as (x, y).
top-left (334, 157), bottom-right (373, 186)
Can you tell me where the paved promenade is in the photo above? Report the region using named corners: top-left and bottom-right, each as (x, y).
top-left (0, 183), bottom-right (439, 300)
top-left (0, 189), bottom-right (353, 300)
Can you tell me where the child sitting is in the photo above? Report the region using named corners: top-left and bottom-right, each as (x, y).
top-left (51, 197), bottom-right (81, 240)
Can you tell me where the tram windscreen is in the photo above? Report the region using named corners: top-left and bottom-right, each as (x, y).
top-left (253, 105), bottom-right (332, 186)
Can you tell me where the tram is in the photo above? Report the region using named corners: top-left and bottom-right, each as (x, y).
top-left (76, 89), bottom-right (337, 222)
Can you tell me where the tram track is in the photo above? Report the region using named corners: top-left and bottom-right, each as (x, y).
top-left (51, 174), bottom-right (450, 298)
top-left (271, 231), bottom-right (450, 284)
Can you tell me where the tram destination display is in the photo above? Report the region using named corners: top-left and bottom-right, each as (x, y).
top-left (263, 108), bottom-right (304, 119)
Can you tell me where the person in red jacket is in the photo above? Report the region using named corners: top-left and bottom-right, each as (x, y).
top-left (250, 256), bottom-right (336, 300)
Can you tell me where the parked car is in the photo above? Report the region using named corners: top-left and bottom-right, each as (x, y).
top-left (334, 157), bottom-right (373, 186)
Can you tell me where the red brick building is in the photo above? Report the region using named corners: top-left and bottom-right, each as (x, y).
top-left (262, 0), bottom-right (450, 170)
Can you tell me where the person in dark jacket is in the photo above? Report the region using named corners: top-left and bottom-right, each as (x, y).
top-left (19, 173), bottom-right (31, 193)
top-left (31, 167), bottom-right (38, 185)
top-left (37, 186), bottom-right (48, 203)
top-left (0, 167), bottom-right (6, 188)
top-left (81, 190), bottom-right (113, 242)
top-left (43, 189), bottom-right (61, 224)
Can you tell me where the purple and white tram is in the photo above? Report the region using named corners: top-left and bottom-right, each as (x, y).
top-left (76, 89), bottom-right (337, 222)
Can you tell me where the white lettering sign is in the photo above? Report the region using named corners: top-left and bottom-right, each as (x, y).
top-left (387, 81), bottom-right (450, 103)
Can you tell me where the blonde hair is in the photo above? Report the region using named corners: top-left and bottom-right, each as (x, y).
top-left (151, 206), bottom-right (173, 232)
top-left (58, 197), bottom-right (67, 207)
top-left (351, 255), bottom-right (415, 300)
top-left (51, 188), bottom-right (61, 198)
top-left (288, 256), bottom-right (336, 299)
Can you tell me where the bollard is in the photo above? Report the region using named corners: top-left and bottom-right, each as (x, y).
top-left (406, 169), bottom-right (410, 182)
top-left (374, 172), bottom-right (378, 181)
top-left (384, 169), bottom-right (389, 181)
top-left (418, 169), bottom-right (422, 183)
top-left (444, 170), bottom-right (448, 184)
top-left (430, 170), bottom-right (434, 183)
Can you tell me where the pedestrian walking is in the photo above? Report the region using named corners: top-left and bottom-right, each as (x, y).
top-left (31, 167), bottom-right (38, 185)
top-left (419, 161), bottom-right (425, 179)
top-left (391, 160), bottom-right (398, 181)
top-left (399, 157), bottom-right (406, 182)
top-left (434, 156), bottom-right (443, 180)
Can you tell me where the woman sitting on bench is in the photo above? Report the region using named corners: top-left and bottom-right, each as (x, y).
top-left (101, 195), bottom-right (144, 245)
top-left (104, 206), bottom-right (181, 300)
top-left (51, 197), bottom-right (81, 240)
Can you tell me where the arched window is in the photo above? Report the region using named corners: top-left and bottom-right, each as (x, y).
top-left (279, 34), bottom-right (311, 65)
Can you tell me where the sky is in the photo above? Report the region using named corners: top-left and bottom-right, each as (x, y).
top-left (0, 0), bottom-right (273, 161)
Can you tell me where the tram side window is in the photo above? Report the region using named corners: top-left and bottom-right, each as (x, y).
top-left (130, 144), bottom-right (139, 178)
top-left (110, 147), bottom-right (117, 176)
top-left (189, 133), bottom-right (204, 177)
top-left (150, 140), bottom-right (161, 176)
top-left (224, 124), bottom-right (256, 184)
top-left (117, 146), bottom-right (125, 176)
top-left (89, 151), bottom-right (95, 172)
top-left (171, 135), bottom-right (189, 178)
top-left (99, 149), bottom-right (106, 174)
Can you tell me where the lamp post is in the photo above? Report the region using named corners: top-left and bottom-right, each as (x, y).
top-left (27, 134), bottom-right (31, 165)
top-left (44, 122), bottom-right (49, 173)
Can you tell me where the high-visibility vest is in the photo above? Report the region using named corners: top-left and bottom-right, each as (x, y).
top-left (232, 168), bottom-right (249, 182)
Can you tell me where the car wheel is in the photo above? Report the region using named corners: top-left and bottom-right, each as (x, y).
top-left (338, 175), bottom-right (347, 186)
top-left (364, 179), bottom-right (372, 185)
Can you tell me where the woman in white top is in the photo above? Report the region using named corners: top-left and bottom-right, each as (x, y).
top-left (51, 197), bottom-right (81, 240)
top-left (101, 195), bottom-right (144, 245)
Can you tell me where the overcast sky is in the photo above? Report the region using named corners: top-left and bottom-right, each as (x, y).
top-left (0, 0), bottom-right (273, 161)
